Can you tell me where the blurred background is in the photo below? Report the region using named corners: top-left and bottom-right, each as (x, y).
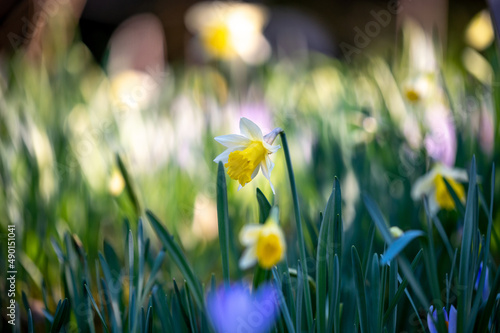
top-left (0, 0), bottom-right (499, 330)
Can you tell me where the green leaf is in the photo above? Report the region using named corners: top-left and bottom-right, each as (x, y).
top-left (352, 246), bottom-right (368, 333)
top-left (144, 306), bottom-right (153, 333)
top-left (216, 161), bottom-right (231, 285)
top-left (296, 261), bottom-right (304, 332)
top-left (458, 156), bottom-right (478, 332)
top-left (138, 219), bottom-right (145, 304)
top-left (422, 198), bottom-right (447, 333)
top-left (315, 182), bottom-right (332, 333)
top-left (272, 268), bottom-right (296, 333)
top-left (128, 229), bottom-right (135, 333)
top-left (185, 282), bottom-right (199, 333)
top-left (152, 286), bottom-right (174, 332)
top-left (367, 254), bottom-right (381, 333)
top-left (116, 153), bottom-right (141, 217)
top-left (85, 283), bottom-right (110, 333)
top-left (28, 309), bottom-right (34, 333)
top-left (280, 131), bottom-right (313, 329)
top-left (380, 230), bottom-right (425, 265)
top-left (383, 249), bottom-right (423, 323)
top-left (362, 194), bottom-right (393, 244)
top-left (256, 187), bottom-right (272, 223)
top-left (146, 210), bottom-right (204, 308)
top-left (50, 299), bottom-right (71, 333)
top-left (21, 291), bottom-right (30, 314)
top-left (326, 255), bottom-right (340, 333)
top-left (476, 163), bottom-right (497, 332)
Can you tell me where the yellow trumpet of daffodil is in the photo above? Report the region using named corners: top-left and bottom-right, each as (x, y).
top-left (411, 164), bottom-right (468, 216)
top-left (238, 208), bottom-right (286, 269)
top-left (214, 118), bottom-right (281, 192)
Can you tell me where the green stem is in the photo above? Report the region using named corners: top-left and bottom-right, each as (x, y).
top-left (280, 131), bottom-right (314, 329)
top-left (217, 162), bottom-right (231, 286)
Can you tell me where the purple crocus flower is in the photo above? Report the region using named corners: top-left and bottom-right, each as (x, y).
top-left (207, 283), bottom-right (279, 333)
top-left (427, 305), bottom-right (457, 333)
top-left (475, 262), bottom-right (490, 303)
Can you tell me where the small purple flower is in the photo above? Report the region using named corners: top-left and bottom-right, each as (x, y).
top-left (427, 305), bottom-right (457, 333)
top-left (475, 262), bottom-right (490, 303)
top-left (207, 283), bottom-right (279, 333)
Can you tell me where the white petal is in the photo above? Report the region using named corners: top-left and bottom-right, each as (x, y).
top-left (263, 141), bottom-right (281, 154)
top-left (439, 166), bottom-right (468, 182)
top-left (240, 117), bottom-right (263, 141)
top-left (261, 157), bottom-right (275, 194)
top-left (239, 224), bottom-right (262, 245)
top-left (215, 134), bottom-right (251, 148)
top-left (239, 246), bottom-right (257, 270)
top-left (213, 146), bottom-right (246, 163)
top-left (411, 169), bottom-right (438, 200)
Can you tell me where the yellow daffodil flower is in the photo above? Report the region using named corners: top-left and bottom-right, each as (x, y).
top-left (214, 118), bottom-right (281, 191)
top-left (238, 210), bottom-right (286, 269)
top-left (185, 1), bottom-right (271, 64)
top-left (411, 164), bottom-right (468, 216)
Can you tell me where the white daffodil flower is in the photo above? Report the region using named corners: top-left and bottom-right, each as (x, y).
top-left (214, 117), bottom-right (281, 192)
top-left (411, 164), bottom-right (468, 216)
top-left (238, 209), bottom-right (286, 269)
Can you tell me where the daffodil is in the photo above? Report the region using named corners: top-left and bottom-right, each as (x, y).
top-left (427, 305), bottom-right (457, 333)
top-left (214, 118), bottom-right (281, 191)
top-left (185, 2), bottom-right (271, 64)
top-left (238, 210), bottom-right (286, 269)
top-left (411, 164), bottom-right (468, 216)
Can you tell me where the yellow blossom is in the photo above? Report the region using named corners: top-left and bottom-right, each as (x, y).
top-left (214, 118), bottom-right (281, 191)
top-left (411, 164), bottom-right (467, 215)
top-left (239, 209), bottom-right (286, 269)
top-left (185, 1), bottom-right (271, 64)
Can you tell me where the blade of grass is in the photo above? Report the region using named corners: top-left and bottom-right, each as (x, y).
top-left (144, 306), bottom-right (153, 333)
top-left (458, 156), bottom-right (478, 332)
top-left (383, 249), bottom-right (423, 323)
top-left (116, 153), bottom-right (141, 217)
top-left (352, 246), bottom-right (368, 333)
top-left (272, 267), bottom-right (297, 333)
top-left (316, 181), bottom-right (335, 333)
top-left (422, 198), bottom-right (447, 332)
top-left (128, 229), bottom-right (134, 333)
top-left (85, 283), bottom-right (110, 333)
top-left (327, 255), bottom-right (340, 333)
top-left (152, 286), bottom-right (174, 332)
top-left (296, 260), bottom-right (304, 332)
top-left (28, 309), bottom-right (34, 333)
top-left (146, 210), bottom-right (204, 308)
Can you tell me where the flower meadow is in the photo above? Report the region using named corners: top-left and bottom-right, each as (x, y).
top-left (1, 1), bottom-right (500, 333)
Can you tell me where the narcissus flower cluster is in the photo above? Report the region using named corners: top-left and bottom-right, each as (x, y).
top-left (214, 118), bottom-right (286, 270)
